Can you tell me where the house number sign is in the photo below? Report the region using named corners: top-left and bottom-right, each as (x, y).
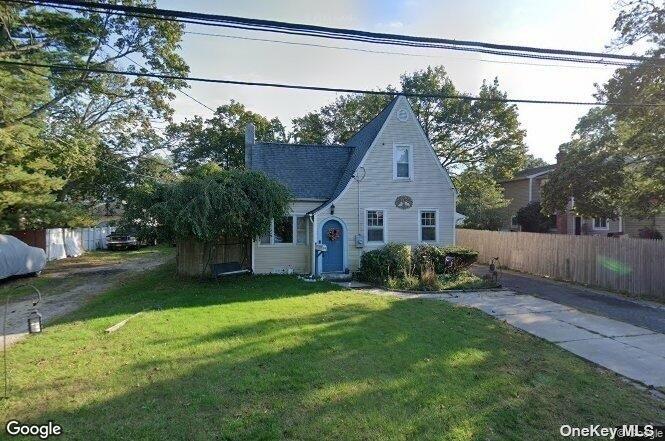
top-left (395, 195), bottom-right (413, 210)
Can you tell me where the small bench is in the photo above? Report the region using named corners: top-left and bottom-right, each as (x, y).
top-left (211, 262), bottom-right (251, 279)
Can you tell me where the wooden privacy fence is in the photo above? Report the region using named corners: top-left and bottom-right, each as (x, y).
top-left (456, 229), bottom-right (665, 299)
top-left (176, 238), bottom-right (250, 277)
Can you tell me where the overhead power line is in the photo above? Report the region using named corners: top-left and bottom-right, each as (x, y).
top-left (2, 59), bottom-right (663, 108)
top-left (183, 31), bottom-right (622, 71)
top-left (17, 0), bottom-right (662, 67)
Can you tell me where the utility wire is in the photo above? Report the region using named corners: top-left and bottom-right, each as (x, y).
top-left (15, 0), bottom-right (661, 67)
top-left (101, 43), bottom-right (215, 112)
top-left (183, 30), bottom-right (624, 71)
top-left (2, 59), bottom-right (663, 108)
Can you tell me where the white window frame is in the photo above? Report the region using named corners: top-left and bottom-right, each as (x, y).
top-left (365, 208), bottom-right (387, 244)
top-left (593, 217), bottom-right (609, 231)
top-left (418, 209), bottom-right (438, 243)
top-left (393, 144), bottom-right (413, 181)
top-left (258, 214), bottom-right (308, 246)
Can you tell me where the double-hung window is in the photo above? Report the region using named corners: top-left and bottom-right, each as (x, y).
top-left (420, 210), bottom-right (437, 242)
top-left (259, 215), bottom-right (308, 245)
top-left (366, 210), bottom-right (385, 243)
top-left (593, 217), bottom-right (608, 230)
top-left (393, 145), bottom-right (412, 180)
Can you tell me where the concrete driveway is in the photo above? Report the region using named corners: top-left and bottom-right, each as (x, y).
top-left (471, 265), bottom-right (665, 334)
top-left (445, 290), bottom-right (665, 388)
top-left (364, 286), bottom-right (665, 389)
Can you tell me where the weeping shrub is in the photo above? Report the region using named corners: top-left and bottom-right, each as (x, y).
top-left (122, 165), bottom-right (292, 276)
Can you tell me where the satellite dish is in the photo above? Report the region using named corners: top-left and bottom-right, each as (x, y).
top-left (353, 166), bottom-right (366, 182)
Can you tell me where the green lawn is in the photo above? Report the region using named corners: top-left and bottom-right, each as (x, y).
top-left (1, 263), bottom-right (663, 440)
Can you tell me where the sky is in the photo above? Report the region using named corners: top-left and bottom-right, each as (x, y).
top-left (158, 0), bottom-right (630, 163)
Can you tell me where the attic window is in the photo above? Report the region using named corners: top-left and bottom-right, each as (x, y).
top-left (393, 145), bottom-right (412, 180)
top-left (396, 108), bottom-right (408, 122)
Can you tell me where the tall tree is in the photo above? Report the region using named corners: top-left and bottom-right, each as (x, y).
top-left (167, 101), bottom-right (286, 170)
top-left (0, 1), bottom-right (188, 229)
top-left (288, 66), bottom-right (528, 180)
top-left (455, 169), bottom-right (509, 230)
top-left (542, 0), bottom-right (664, 219)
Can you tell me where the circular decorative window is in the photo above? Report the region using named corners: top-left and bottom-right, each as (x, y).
top-left (396, 108), bottom-right (408, 122)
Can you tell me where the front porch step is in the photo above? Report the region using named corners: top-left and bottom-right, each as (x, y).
top-left (321, 273), bottom-right (352, 282)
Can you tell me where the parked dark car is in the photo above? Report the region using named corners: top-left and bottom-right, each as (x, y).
top-left (106, 234), bottom-right (140, 251)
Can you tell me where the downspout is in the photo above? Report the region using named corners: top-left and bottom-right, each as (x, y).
top-left (528, 178), bottom-right (533, 202)
top-left (309, 213), bottom-right (317, 277)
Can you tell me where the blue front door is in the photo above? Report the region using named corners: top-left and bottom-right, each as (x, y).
top-left (322, 220), bottom-right (344, 273)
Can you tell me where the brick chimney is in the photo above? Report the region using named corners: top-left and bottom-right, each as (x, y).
top-left (245, 123), bottom-right (255, 168)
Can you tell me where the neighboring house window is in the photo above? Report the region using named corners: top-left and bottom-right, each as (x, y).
top-left (420, 210), bottom-right (437, 242)
top-left (593, 217), bottom-right (609, 230)
top-left (296, 216), bottom-right (308, 244)
top-left (393, 145), bottom-right (412, 180)
top-left (511, 215), bottom-right (518, 228)
top-left (366, 210), bottom-right (385, 243)
top-left (259, 215), bottom-right (308, 245)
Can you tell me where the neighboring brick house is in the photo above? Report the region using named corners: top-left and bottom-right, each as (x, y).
top-left (246, 96), bottom-right (457, 275)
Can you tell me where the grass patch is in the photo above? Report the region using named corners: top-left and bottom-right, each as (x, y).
top-left (385, 270), bottom-right (497, 291)
top-left (0, 264), bottom-right (662, 439)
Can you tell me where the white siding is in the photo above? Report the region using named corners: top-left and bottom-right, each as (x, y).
top-left (320, 96), bottom-right (456, 271)
top-left (252, 200), bottom-right (320, 274)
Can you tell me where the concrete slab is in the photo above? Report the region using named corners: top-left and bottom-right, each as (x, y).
top-left (331, 281), bottom-right (371, 289)
top-left (560, 338), bottom-right (665, 387)
top-left (500, 313), bottom-right (601, 343)
top-left (546, 310), bottom-right (654, 338)
top-left (616, 334), bottom-right (665, 359)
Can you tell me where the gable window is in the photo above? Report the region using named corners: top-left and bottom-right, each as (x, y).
top-left (593, 217), bottom-right (609, 230)
top-left (420, 210), bottom-right (437, 242)
top-left (259, 215), bottom-right (308, 245)
top-left (393, 145), bottom-right (412, 180)
top-left (366, 210), bottom-right (385, 243)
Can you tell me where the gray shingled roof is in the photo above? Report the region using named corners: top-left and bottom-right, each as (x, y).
top-left (251, 143), bottom-right (353, 199)
top-left (323, 97), bottom-right (400, 207)
top-left (250, 96), bottom-right (399, 205)
top-left (513, 164), bottom-right (556, 179)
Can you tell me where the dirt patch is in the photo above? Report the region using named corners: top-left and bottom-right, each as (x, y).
top-left (0, 252), bottom-right (171, 347)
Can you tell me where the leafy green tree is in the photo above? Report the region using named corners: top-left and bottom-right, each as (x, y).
top-left (123, 167), bottom-right (292, 275)
top-left (455, 169), bottom-right (509, 230)
top-left (516, 202), bottom-right (555, 233)
top-left (523, 154), bottom-right (549, 169)
top-left (289, 66), bottom-right (528, 180)
top-left (167, 101), bottom-right (286, 169)
top-left (542, 0), bottom-right (664, 219)
top-left (0, 1), bottom-right (188, 228)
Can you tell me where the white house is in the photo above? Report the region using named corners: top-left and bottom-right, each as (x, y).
top-left (247, 95), bottom-right (457, 276)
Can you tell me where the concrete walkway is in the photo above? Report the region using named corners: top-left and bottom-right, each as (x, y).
top-left (362, 286), bottom-right (665, 388)
top-left (471, 265), bottom-right (665, 334)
